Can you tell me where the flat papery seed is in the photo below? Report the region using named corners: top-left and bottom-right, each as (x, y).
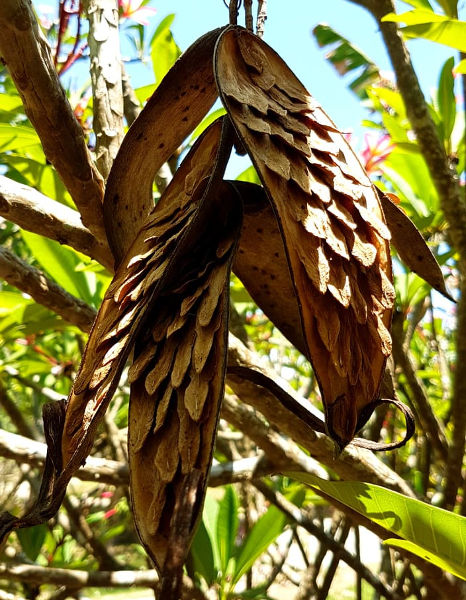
top-left (326, 200), bottom-right (357, 231)
top-left (349, 336), bottom-right (362, 386)
top-left (324, 221), bottom-right (350, 260)
top-left (154, 415), bottom-right (180, 482)
top-left (337, 317), bottom-right (352, 378)
top-left (290, 158), bottom-right (314, 195)
top-left (223, 74), bottom-right (271, 115)
top-left (347, 266), bottom-right (368, 325)
top-left (128, 342), bottom-right (159, 383)
top-left (152, 310), bottom-right (174, 343)
top-left (98, 304), bottom-right (140, 348)
top-left (137, 257), bottom-right (171, 296)
top-left (275, 111), bottom-right (310, 137)
top-left (238, 33), bottom-right (268, 73)
top-left (310, 105), bottom-right (340, 131)
top-left (126, 247), bottom-right (156, 269)
top-left (327, 259), bottom-right (351, 307)
top-left (345, 228), bottom-right (377, 268)
top-left (144, 337), bottom-right (177, 395)
top-left (171, 327), bottom-right (195, 388)
top-left (296, 236), bottom-right (330, 294)
top-left (166, 311), bottom-right (188, 337)
top-left (113, 270), bottom-right (144, 303)
top-left (146, 479), bottom-right (167, 536)
top-left (267, 84), bottom-right (311, 113)
top-left (299, 201), bottom-right (329, 239)
top-left (367, 266), bottom-right (395, 310)
top-left (354, 201), bottom-right (391, 240)
top-left (155, 411), bottom-right (180, 483)
top-left (216, 233), bottom-right (236, 259)
top-left (198, 265), bottom-right (228, 327)
top-left (154, 384), bottom-right (175, 433)
top-left (309, 130), bottom-right (339, 156)
top-left (377, 313), bottom-right (393, 356)
top-left (316, 296), bottom-right (341, 352)
top-left (236, 102), bottom-right (271, 135)
top-left (252, 132), bottom-right (291, 180)
top-left (101, 332), bottom-right (131, 367)
top-left (180, 280), bottom-right (209, 317)
top-left (88, 362), bottom-right (113, 391)
top-left (184, 163), bottom-right (212, 197)
top-left (184, 371), bottom-right (210, 422)
top-left (130, 389), bottom-right (158, 453)
top-left (194, 307), bottom-right (221, 373)
top-left (332, 175), bottom-right (364, 202)
top-left (177, 395), bottom-right (201, 474)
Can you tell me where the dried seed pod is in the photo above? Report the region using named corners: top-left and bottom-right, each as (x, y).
top-left (216, 27), bottom-right (394, 449)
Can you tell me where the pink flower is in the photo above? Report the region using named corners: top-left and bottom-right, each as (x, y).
top-left (119, 0), bottom-right (156, 25)
top-left (101, 491), bottom-right (114, 499)
top-left (360, 133), bottom-right (394, 174)
top-left (104, 508), bottom-right (118, 519)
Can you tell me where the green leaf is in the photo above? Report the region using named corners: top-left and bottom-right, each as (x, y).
top-left (217, 485), bottom-right (239, 574)
top-left (133, 83), bottom-right (156, 106)
top-left (190, 519), bottom-right (216, 585)
top-left (454, 58), bottom-right (466, 74)
top-left (287, 471), bottom-right (466, 581)
top-left (17, 525), bottom-right (47, 562)
top-left (382, 10), bottom-right (466, 52)
top-left (384, 538), bottom-right (464, 579)
top-left (400, 0), bottom-right (433, 9)
top-left (231, 488), bottom-right (304, 586)
top-left (236, 165), bottom-right (261, 184)
top-left (202, 492), bottom-right (221, 571)
top-left (21, 231), bottom-right (96, 306)
top-left (437, 56), bottom-right (456, 142)
top-left (150, 15), bottom-right (181, 86)
top-left (312, 24), bottom-right (380, 98)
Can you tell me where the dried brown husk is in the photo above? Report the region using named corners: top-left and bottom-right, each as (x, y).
top-left (104, 27), bottom-right (225, 267)
top-left (128, 182), bottom-right (241, 570)
top-left (216, 27), bottom-right (394, 448)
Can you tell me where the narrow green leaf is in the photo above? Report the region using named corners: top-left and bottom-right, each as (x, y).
top-left (150, 14), bottom-right (181, 86)
top-left (400, 0), bottom-right (433, 9)
top-left (384, 538), bottom-right (464, 579)
top-left (190, 108), bottom-right (227, 142)
top-left (16, 525), bottom-right (47, 562)
top-left (437, 56), bottom-right (456, 142)
top-left (382, 10), bottom-right (466, 52)
top-left (190, 519), bottom-right (216, 585)
top-left (312, 24), bottom-right (380, 98)
top-left (217, 485), bottom-right (239, 574)
top-left (287, 471), bottom-right (466, 581)
top-left (202, 492), bottom-right (221, 571)
top-left (21, 231), bottom-right (96, 306)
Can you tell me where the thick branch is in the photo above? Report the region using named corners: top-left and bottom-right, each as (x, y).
top-left (0, 177), bottom-right (113, 270)
top-left (0, 428), bottom-right (285, 488)
top-left (0, 0), bottom-right (107, 243)
top-left (84, 0), bottom-right (124, 179)
top-left (0, 247), bottom-right (97, 332)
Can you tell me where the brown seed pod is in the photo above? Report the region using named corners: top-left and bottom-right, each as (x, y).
top-left (215, 27), bottom-right (394, 448)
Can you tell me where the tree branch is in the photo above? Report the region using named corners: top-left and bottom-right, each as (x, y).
top-left (0, 0), bottom-right (107, 243)
top-left (83, 0), bottom-right (124, 180)
top-left (0, 176), bottom-right (113, 270)
top-left (0, 247), bottom-right (97, 332)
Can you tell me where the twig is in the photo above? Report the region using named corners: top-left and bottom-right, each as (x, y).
top-left (62, 496), bottom-right (121, 571)
top-left (0, 382), bottom-right (40, 440)
top-left (316, 518), bottom-right (351, 600)
top-left (244, 0), bottom-right (253, 31)
top-left (0, 176), bottom-right (112, 270)
top-left (83, 0), bottom-right (124, 180)
top-left (0, 247), bottom-right (97, 333)
top-left (0, 0), bottom-right (106, 243)
top-left (391, 316), bottom-right (449, 461)
top-left (254, 481), bottom-right (401, 600)
top-left (256, 0), bottom-right (267, 37)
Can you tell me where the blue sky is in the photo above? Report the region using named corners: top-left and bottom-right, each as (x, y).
top-left (35, 0), bottom-right (459, 152)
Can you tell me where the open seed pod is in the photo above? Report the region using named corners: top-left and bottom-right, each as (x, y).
top-left (215, 27), bottom-right (395, 449)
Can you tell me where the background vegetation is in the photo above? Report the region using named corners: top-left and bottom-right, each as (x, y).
top-left (0, 0), bottom-right (465, 598)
